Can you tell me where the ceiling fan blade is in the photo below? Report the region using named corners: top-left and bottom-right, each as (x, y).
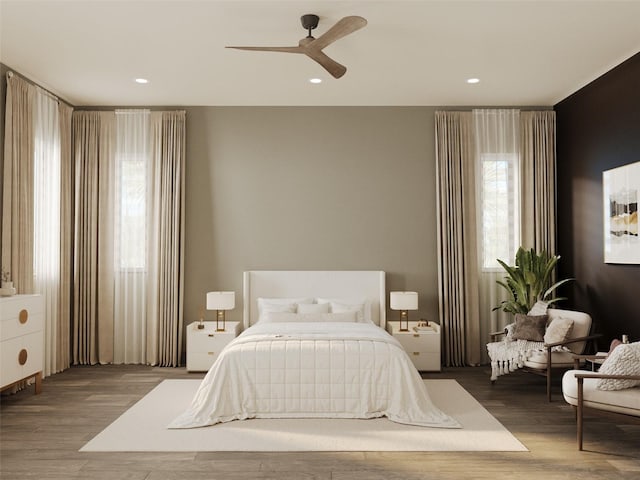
top-left (308, 16), bottom-right (367, 51)
top-left (305, 49), bottom-right (347, 79)
top-left (226, 46), bottom-right (302, 54)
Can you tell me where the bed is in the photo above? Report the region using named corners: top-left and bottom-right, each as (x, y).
top-left (169, 271), bottom-right (459, 429)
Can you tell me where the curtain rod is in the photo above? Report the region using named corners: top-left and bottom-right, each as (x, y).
top-left (6, 70), bottom-right (73, 107)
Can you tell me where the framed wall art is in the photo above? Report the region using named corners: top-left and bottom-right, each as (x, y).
top-left (603, 160), bottom-right (639, 264)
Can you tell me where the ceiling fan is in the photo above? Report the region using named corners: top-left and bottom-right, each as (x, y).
top-left (226, 14), bottom-right (367, 79)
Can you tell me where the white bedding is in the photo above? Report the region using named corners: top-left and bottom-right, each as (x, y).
top-left (169, 322), bottom-right (460, 429)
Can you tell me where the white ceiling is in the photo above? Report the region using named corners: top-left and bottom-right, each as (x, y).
top-left (1, 0), bottom-right (639, 107)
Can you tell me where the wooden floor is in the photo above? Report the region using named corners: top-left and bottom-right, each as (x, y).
top-left (1, 365), bottom-right (639, 480)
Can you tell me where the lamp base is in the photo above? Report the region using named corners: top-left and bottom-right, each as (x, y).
top-left (197, 324), bottom-right (205, 330)
top-left (399, 310), bottom-right (409, 332)
top-left (216, 310), bottom-right (226, 333)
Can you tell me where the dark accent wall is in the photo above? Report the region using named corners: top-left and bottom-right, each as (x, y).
top-left (555, 52), bottom-right (640, 345)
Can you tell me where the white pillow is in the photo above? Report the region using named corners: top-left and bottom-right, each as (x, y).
top-left (322, 312), bottom-right (358, 323)
top-left (316, 298), bottom-right (372, 323)
top-left (543, 317), bottom-right (574, 345)
top-left (297, 303), bottom-right (330, 314)
top-left (261, 312), bottom-right (299, 323)
top-left (597, 342), bottom-right (640, 391)
top-left (330, 302), bottom-right (365, 322)
top-left (257, 299), bottom-right (301, 323)
top-left (528, 300), bottom-right (549, 316)
top-left (257, 297), bottom-right (314, 310)
top-left (262, 311), bottom-right (358, 323)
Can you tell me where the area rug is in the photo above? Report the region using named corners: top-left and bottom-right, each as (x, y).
top-left (80, 379), bottom-right (527, 452)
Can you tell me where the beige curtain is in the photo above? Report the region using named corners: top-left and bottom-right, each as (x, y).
top-left (2, 73), bottom-right (73, 377)
top-left (72, 110), bottom-right (185, 367)
top-left (2, 73), bottom-right (34, 293)
top-left (521, 111), bottom-right (556, 254)
top-left (57, 103), bottom-right (73, 371)
top-left (150, 111), bottom-right (185, 366)
top-left (72, 111), bottom-right (115, 365)
top-left (434, 111), bottom-right (482, 366)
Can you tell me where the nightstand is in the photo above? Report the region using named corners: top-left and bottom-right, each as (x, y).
top-left (186, 321), bottom-right (240, 372)
top-left (386, 321), bottom-right (441, 372)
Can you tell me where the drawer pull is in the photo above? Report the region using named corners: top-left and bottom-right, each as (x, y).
top-left (207, 351), bottom-right (215, 355)
top-left (412, 352), bottom-right (420, 356)
top-left (413, 334), bottom-right (420, 338)
top-left (19, 309), bottom-right (29, 324)
top-left (208, 334), bottom-right (215, 337)
top-left (18, 349), bottom-right (28, 365)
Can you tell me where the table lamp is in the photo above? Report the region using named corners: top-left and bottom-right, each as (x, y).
top-left (390, 291), bottom-right (418, 332)
top-left (207, 291), bottom-right (235, 332)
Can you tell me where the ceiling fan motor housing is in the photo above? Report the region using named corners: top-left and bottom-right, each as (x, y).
top-left (301, 14), bottom-right (319, 32)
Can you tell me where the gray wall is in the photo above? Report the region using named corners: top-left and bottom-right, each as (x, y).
top-left (183, 106), bottom-right (441, 326)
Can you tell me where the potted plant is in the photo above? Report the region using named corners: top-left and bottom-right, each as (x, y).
top-left (1, 268), bottom-right (16, 296)
top-left (492, 247), bottom-right (573, 314)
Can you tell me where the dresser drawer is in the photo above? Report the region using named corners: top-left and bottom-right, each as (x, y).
top-left (186, 352), bottom-right (222, 372)
top-left (395, 333), bottom-right (440, 353)
top-left (0, 330), bottom-right (44, 387)
top-left (0, 296), bottom-right (44, 341)
top-left (188, 331), bottom-right (237, 353)
top-left (0, 294), bottom-right (44, 319)
top-left (406, 351), bottom-right (440, 372)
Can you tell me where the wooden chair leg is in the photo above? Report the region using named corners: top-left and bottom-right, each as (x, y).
top-left (34, 371), bottom-right (42, 395)
top-left (577, 377), bottom-right (584, 451)
top-left (547, 346), bottom-right (552, 402)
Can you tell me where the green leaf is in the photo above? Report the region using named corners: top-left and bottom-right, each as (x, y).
top-left (493, 247), bottom-right (573, 315)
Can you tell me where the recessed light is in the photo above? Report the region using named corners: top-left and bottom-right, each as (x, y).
top-left (466, 78), bottom-right (480, 84)
top-left (309, 78), bottom-right (322, 84)
top-left (135, 78), bottom-right (149, 84)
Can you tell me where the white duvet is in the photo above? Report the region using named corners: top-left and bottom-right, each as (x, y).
top-left (169, 322), bottom-right (460, 429)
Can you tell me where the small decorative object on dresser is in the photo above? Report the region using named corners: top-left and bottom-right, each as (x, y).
top-left (389, 291), bottom-right (418, 332)
top-left (387, 320), bottom-right (441, 372)
top-left (0, 294), bottom-right (44, 394)
top-left (206, 291), bottom-right (235, 332)
top-left (186, 321), bottom-right (240, 372)
top-left (0, 268), bottom-right (16, 296)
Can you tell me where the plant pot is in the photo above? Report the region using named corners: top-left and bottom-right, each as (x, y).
top-left (0, 281), bottom-right (16, 296)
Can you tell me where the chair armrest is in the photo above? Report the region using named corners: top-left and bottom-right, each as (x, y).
top-left (572, 354), bottom-right (608, 370)
top-left (544, 333), bottom-right (602, 349)
top-left (572, 354), bottom-right (608, 360)
top-left (574, 373), bottom-right (640, 381)
top-left (489, 330), bottom-right (506, 342)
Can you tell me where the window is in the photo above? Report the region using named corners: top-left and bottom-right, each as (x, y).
top-left (33, 92), bottom-right (61, 284)
top-left (480, 153), bottom-right (520, 270)
top-left (115, 110), bottom-right (150, 271)
top-left (117, 153), bottom-right (147, 270)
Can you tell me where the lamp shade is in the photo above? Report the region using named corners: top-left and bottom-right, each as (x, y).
top-left (390, 291), bottom-right (418, 310)
top-left (206, 291), bottom-right (235, 310)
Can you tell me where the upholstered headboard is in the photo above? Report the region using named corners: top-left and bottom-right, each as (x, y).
top-left (242, 271), bottom-right (386, 330)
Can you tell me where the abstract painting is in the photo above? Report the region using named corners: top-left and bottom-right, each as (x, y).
top-left (603, 161), bottom-right (639, 263)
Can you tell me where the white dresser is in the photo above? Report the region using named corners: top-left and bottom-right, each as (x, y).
top-left (386, 321), bottom-right (441, 372)
top-left (0, 294), bottom-right (44, 394)
top-left (186, 321), bottom-right (240, 372)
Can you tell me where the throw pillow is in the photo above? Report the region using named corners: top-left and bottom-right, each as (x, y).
top-left (597, 342), bottom-right (640, 391)
top-left (297, 303), bottom-right (330, 314)
top-left (512, 314), bottom-right (548, 342)
top-left (527, 300), bottom-right (549, 316)
top-left (543, 317), bottom-right (574, 345)
top-left (608, 338), bottom-right (622, 354)
top-left (504, 322), bottom-right (516, 341)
